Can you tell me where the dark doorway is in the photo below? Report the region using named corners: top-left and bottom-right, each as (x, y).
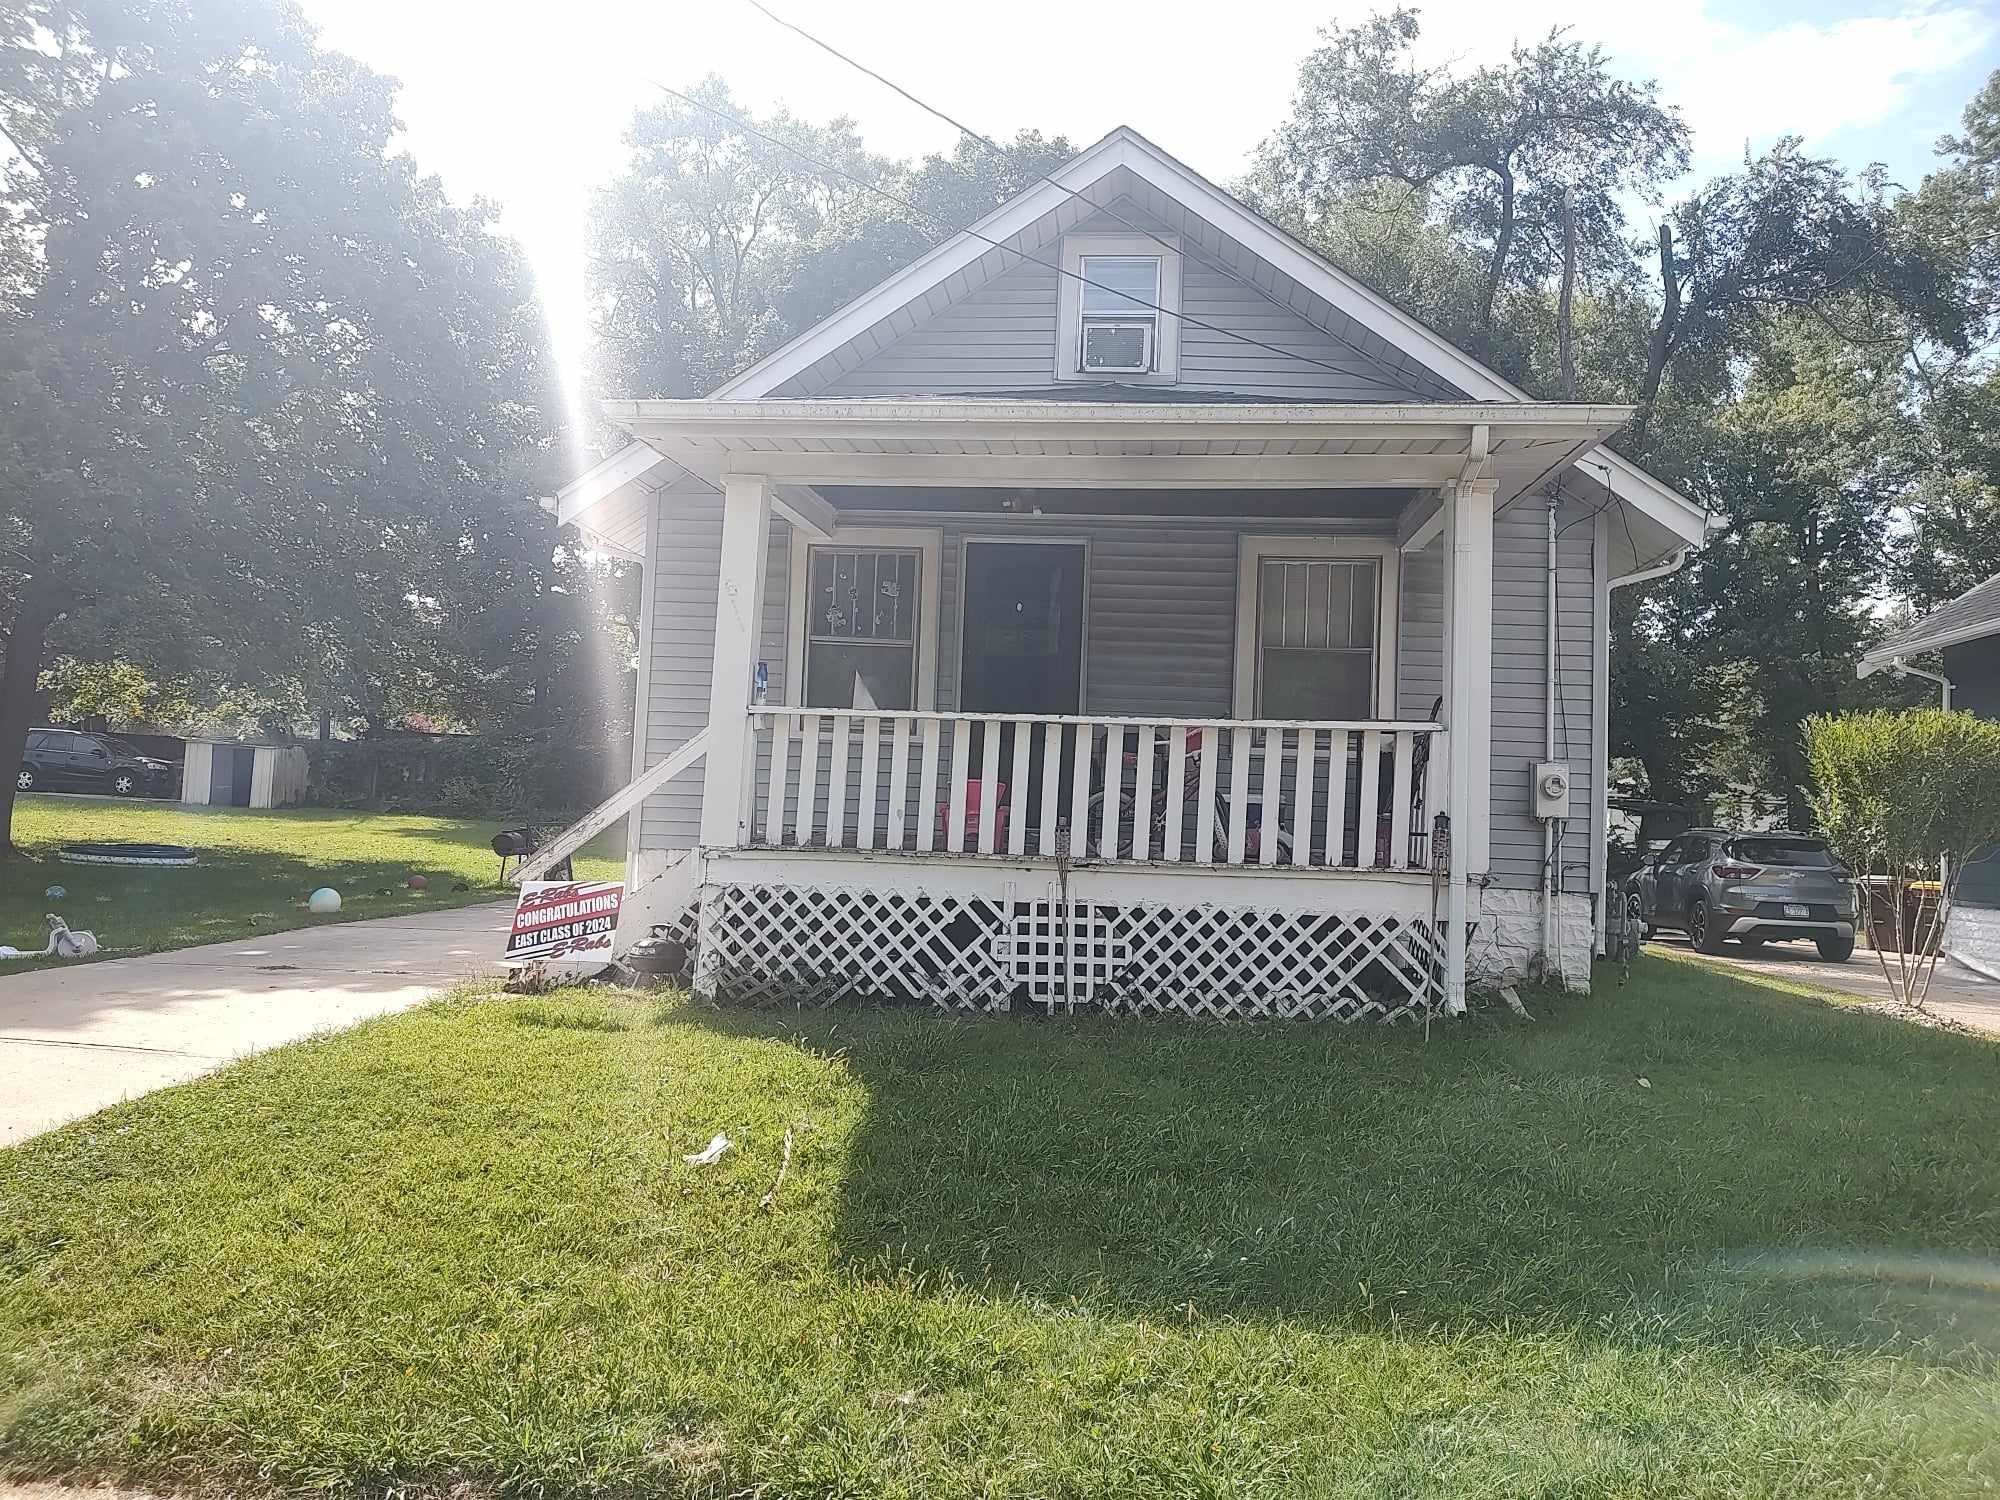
top-left (218, 745), bottom-right (254, 807)
top-left (959, 541), bottom-right (1085, 714)
top-left (958, 541), bottom-right (1087, 844)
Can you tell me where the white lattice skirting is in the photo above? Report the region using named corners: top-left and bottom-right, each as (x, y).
top-left (696, 881), bottom-right (1442, 1022)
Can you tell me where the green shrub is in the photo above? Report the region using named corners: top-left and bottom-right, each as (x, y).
top-left (1805, 707), bottom-right (2000, 1004)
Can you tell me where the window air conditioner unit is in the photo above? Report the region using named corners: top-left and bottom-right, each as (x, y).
top-left (1080, 318), bottom-right (1154, 373)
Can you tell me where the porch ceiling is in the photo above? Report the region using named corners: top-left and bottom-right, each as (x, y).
top-left (599, 398), bottom-right (1634, 501)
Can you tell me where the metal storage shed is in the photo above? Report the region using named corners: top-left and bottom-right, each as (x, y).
top-left (179, 740), bottom-right (308, 809)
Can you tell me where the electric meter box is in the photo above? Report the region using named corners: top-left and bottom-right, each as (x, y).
top-left (1532, 761), bottom-right (1572, 821)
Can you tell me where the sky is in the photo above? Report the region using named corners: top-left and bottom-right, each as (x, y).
top-left (298, 0), bottom-right (2000, 416)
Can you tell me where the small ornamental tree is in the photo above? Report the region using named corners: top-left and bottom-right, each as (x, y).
top-left (1805, 708), bottom-right (2000, 1009)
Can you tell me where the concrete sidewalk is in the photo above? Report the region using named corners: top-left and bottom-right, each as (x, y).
top-left (0, 903), bottom-right (511, 1146)
top-left (1654, 933), bottom-right (2000, 1037)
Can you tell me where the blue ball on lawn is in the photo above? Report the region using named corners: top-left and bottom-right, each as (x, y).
top-left (43, 884), bottom-right (65, 900)
top-left (308, 887), bottom-right (342, 914)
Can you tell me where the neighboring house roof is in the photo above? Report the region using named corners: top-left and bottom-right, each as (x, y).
top-left (562, 125), bottom-right (1708, 562)
top-left (1859, 574), bottom-right (2000, 672)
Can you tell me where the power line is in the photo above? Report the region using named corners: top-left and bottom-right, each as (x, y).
top-left (647, 82), bottom-right (1400, 387)
top-left (741, 0), bottom-right (1421, 392)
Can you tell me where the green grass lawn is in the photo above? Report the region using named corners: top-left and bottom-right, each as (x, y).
top-left (3, 960), bottom-right (1998, 1497)
top-left (0, 796), bottom-right (622, 964)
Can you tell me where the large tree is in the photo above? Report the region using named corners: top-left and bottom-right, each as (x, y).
top-left (0, 0), bottom-right (576, 850)
top-left (1252, 8), bottom-right (1687, 347)
top-left (588, 83), bottom-right (1075, 402)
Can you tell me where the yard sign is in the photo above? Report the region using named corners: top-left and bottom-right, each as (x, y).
top-left (505, 879), bottom-right (624, 964)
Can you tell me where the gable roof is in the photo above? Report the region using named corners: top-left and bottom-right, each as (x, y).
top-left (1859, 574), bottom-right (2000, 671)
top-left (707, 126), bottom-right (1705, 553)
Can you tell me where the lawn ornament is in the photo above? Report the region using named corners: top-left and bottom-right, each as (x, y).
top-left (308, 887), bottom-right (342, 914)
top-left (39, 913), bottom-right (98, 958)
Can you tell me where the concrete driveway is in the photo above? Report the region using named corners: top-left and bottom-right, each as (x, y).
top-left (1651, 932), bottom-right (2000, 1037)
top-left (0, 903), bottom-right (511, 1146)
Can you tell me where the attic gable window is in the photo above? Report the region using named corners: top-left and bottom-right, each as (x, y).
top-left (1078, 255), bottom-right (1160, 373)
top-left (1056, 233), bottom-right (1181, 383)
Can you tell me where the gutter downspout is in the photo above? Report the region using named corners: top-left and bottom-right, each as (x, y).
top-left (1883, 658), bottom-right (1954, 712)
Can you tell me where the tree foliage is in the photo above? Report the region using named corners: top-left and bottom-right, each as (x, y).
top-left (588, 81), bottom-right (1074, 401)
top-left (1252, 8), bottom-right (1687, 342)
top-left (0, 0), bottom-right (599, 848)
top-left (1255, 10), bottom-right (2000, 811)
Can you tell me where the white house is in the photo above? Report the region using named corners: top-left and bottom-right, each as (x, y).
top-left (539, 127), bottom-right (1709, 1020)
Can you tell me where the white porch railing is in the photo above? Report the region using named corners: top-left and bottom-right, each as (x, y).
top-left (743, 710), bottom-right (1442, 872)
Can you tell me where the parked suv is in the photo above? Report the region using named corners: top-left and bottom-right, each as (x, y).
top-left (18, 729), bottom-right (176, 798)
top-left (1629, 829), bottom-right (1858, 961)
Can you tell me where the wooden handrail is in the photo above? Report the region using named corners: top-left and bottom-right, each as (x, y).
top-left (509, 729), bottom-right (710, 885)
top-left (748, 709), bottom-right (1443, 733)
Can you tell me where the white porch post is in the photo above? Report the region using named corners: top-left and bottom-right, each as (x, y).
top-left (1441, 475), bottom-right (1495, 1013)
top-left (693, 473), bottom-right (772, 1002)
top-left (699, 474), bottom-right (772, 849)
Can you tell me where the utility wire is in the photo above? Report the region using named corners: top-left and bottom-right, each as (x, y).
top-left (741, 0), bottom-right (1441, 394)
top-left (649, 82), bottom-right (1402, 387)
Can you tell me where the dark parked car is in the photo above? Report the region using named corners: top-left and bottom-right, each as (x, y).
top-left (1628, 828), bottom-right (1858, 962)
top-left (18, 729), bottom-right (176, 798)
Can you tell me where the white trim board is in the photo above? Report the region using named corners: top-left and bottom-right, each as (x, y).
top-left (783, 524), bottom-right (945, 712)
top-left (1232, 535), bottom-right (1401, 720)
top-left (556, 442), bottom-right (669, 526)
top-left (1055, 232), bottom-right (1182, 384)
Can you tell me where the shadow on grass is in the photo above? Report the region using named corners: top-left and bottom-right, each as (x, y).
top-left (678, 962), bottom-right (2000, 1366)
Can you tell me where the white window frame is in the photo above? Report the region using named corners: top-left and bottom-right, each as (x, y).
top-left (785, 525), bottom-right (943, 714)
top-left (1056, 233), bottom-right (1181, 384)
top-left (1232, 536), bottom-right (1400, 720)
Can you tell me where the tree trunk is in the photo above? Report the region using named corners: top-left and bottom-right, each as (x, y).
top-left (1556, 187), bottom-right (1579, 401)
top-left (1479, 166), bottom-right (1517, 335)
top-left (0, 583), bottom-right (66, 857)
top-left (1633, 223), bottom-right (1682, 450)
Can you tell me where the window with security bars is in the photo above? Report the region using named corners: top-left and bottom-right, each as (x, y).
top-left (804, 547), bottom-right (920, 709)
top-left (1255, 558), bottom-right (1378, 718)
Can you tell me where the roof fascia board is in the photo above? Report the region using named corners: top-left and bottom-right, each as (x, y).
top-left (556, 442), bottom-right (670, 526)
top-left (709, 133), bottom-right (1139, 400)
top-left (1859, 616), bottom-right (2000, 668)
top-left (601, 397), bottom-right (1634, 438)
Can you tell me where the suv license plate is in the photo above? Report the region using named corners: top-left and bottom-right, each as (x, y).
top-left (1783, 904), bottom-right (1810, 919)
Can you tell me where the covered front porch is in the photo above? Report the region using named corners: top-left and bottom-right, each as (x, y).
top-left (574, 398), bottom-right (1639, 1015)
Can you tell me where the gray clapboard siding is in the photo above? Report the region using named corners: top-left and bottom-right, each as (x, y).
top-left (808, 197), bottom-right (1435, 402)
top-left (635, 495), bottom-right (788, 852)
top-left (1489, 500), bottom-right (1595, 894)
top-left (1396, 499), bottom-right (1596, 894)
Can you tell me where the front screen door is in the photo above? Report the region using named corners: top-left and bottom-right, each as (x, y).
top-left (958, 541), bottom-right (1086, 714)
